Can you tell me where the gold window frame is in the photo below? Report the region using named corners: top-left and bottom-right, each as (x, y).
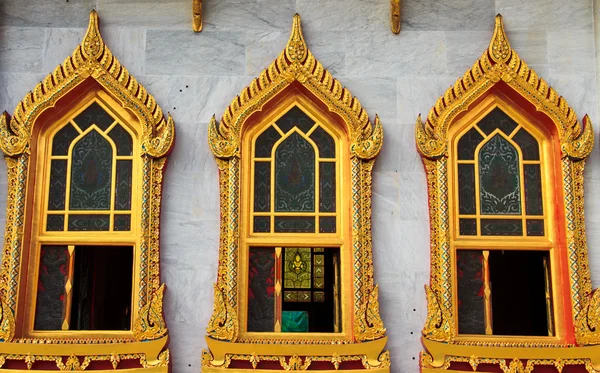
top-left (203, 14), bottom-right (389, 372)
top-left (0, 11), bottom-right (174, 372)
top-left (416, 15), bottom-right (600, 373)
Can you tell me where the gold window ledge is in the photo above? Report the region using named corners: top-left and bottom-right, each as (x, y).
top-left (202, 337), bottom-right (389, 371)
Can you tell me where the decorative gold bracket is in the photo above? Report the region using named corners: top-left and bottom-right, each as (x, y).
top-left (390, 0), bottom-right (401, 34)
top-left (193, 0), bottom-right (203, 32)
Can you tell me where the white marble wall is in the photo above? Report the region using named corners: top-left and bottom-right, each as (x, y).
top-left (0, 0), bottom-right (598, 372)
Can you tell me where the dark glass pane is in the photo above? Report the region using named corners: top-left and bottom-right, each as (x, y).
top-left (513, 128), bottom-right (540, 160)
top-left (477, 108), bottom-right (518, 136)
top-left (479, 134), bottom-right (521, 215)
top-left (48, 160), bottom-right (67, 210)
top-left (73, 102), bottom-right (115, 131)
top-left (70, 246), bottom-right (133, 330)
top-left (255, 126), bottom-right (281, 158)
top-left (254, 162), bottom-right (270, 212)
top-left (46, 214), bottom-right (65, 231)
top-left (108, 124), bottom-right (133, 156)
top-left (52, 123), bottom-right (79, 155)
top-left (459, 218), bottom-right (477, 235)
top-left (281, 310), bottom-right (309, 332)
top-left (274, 216), bottom-right (315, 233)
top-left (253, 216), bottom-right (270, 233)
top-left (480, 219), bottom-right (523, 236)
top-left (114, 214), bottom-right (131, 231)
top-left (526, 219), bottom-right (545, 236)
top-left (319, 162), bottom-right (335, 213)
top-left (247, 247), bottom-right (275, 332)
top-left (275, 133), bottom-right (315, 212)
top-left (310, 126), bottom-right (335, 158)
top-left (34, 245), bottom-right (69, 330)
top-left (276, 106), bottom-right (315, 134)
top-left (115, 160), bottom-right (132, 211)
top-left (457, 164), bottom-right (476, 214)
top-left (319, 216), bottom-right (336, 233)
top-left (457, 127), bottom-right (484, 160)
top-left (70, 130), bottom-right (113, 210)
top-left (524, 164), bottom-right (543, 215)
top-left (68, 214), bottom-right (110, 231)
top-left (456, 250), bottom-right (485, 334)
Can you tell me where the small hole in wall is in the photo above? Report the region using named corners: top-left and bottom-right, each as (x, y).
top-left (413, 309), bottom-right (416, 312)
top-left (412, 357), bottom-right (416, 360)
top-left (186, 85), bottom-right (189, 88)
top-left (188, 364), bottom-right (191, 367)
top-left (180, 89), bottom-right (182, 92)
top-left (173, 107), bottom-right (176, 110)
top-left (410, 331), bottom-right (413, 334)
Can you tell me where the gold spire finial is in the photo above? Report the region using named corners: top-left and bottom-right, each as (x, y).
top-left (488, 14), bottom-right (511, 64)
top-left (285, 14), bottom-right (308, 64)
top-left (82, 10), bottom-right (104, 60)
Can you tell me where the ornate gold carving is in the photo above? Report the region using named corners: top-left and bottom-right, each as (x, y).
top-left (422, 285), bottom-right (454, 342)
top-left (193, 0), bottom-right (203, 32)
top-left (134, 284), bottom-right (168, 341)
top-left (208, 14), bottom-right (383, 161)
top-left (280, 355), bottom-right (312, 370)
top-left (0, 352), bottom-right (168, 371)
top-left (390, 0), bottom-right (401, 34)
top-left (577, 289), bottom-right (600, 345)
top-left (355, 285), bottom-right (386, 342)
top-left (0, 293), bottom-right (15, 342)
top-left (416, 15), bottom-right (593, 161)
top-left (206, 284), bottom-right (238, 342)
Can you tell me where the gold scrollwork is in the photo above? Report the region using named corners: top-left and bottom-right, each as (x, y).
top-left (422, 285), bottom-right (454, 343)
top-left (0, 293), bottom-right (15, 342)
top-left (355, 285), bottom-right (386, 342)
top-left (577, 289), bottom-right (600, 345)
top-left (134, 284), bottom-right (168, 341)
top-left (206, 284), bottom-right (239, 342)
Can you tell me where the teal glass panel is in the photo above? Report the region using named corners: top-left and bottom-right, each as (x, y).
top-left (478, 134), bottom-right (521, 215)
top-left (253, 216), bottom-right (270, 233)
top-left (480, 219), bottom-right (522, 236)
top-left (526, 219), bottom-right (544, 236)
top-left (281, 310), bottom-right (309, 332)
top-left (114, 214), bottom-right (131, 231)
top-left (69, 130), bottom-right (113, 210)
top-left (275, 133), bottom-right (315, 212)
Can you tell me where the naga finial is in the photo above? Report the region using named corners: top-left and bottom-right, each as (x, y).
top-left (488, 14), bottom-right (511, 64)
top-left (285, 14), bottom-right (308, 64)
top-left (81, 10), bottom-right (104, 60)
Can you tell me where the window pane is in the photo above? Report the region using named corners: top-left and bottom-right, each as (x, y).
top-left (255, 126), bottom-right (281, 158)
top-left (46, 214), bottom-right (65, 231)
top-left (115, 160), bottom-right (132, 211)
top-left (457, 127), bottom-right (483, 160)
top-left (68, 214), bottom-right (110, 231)
top-left (73, 102), bottom-right (115, 132)
top-left (284, 248), bottom-right (312, 289)
top-left (247, 247), bottom-right (275, 332)
top-left (480, 219), bottom-right (523, 236)
top-left (48, 159), bottom-right (67, 211)
top-left (108, 124), bottom-right (133, 156)
top-left (281, 310), bottom-right (309, 332)
top-left (274, 216), bottom-right (315, 233)
top-left (114, 214), bottom-right (131, 231)
top-left (319, 216), bottom-right (336, 233)
top-left (319, 162), bottom-right (335, 213)
top-left (457, 164), bottom-right (475, 214)
top-left (34, 245), bottom-right (70, 330)
top-left (253, 216), bottom-right (270, 233)
top-left (526, 219), bottom-right (545, 236)
top-left (310, 126), bottom-right (335, 158)
top-left (524, 164), bottom-right (543, 215)
top-left (275, 133), bottom-right (315, 212)
top-left (254, 161), bottom-right (270, 212)
top-left (70, 130), bottom-right (113, 210)
top-left (479, 134), bottom-right (521, 215)
top-left (459, 218), bottom-right (477, 235)
top-left (52, 123), bottom-right (79, 156)
top-left (276, 106), bottom-right (315, 134)
top-left (456, 250), bottom-right (485, 334)
top-left (476, 108), bottom-right (518, 136)
top-left (513, 128), bottom-right (540, 160)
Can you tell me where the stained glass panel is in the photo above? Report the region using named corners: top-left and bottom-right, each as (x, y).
top-left (283, 291), bottom-right (311, 302)
top-left (479, 135), bottom-right (521, 215)
top-left (253, 216), bottom-right (270, 233)
top-left (310, 126), bottom-right (335, 158)
top-left (459, 218), bottom-right (477, 235)
top-left (114, 214), bottom-right (131, 231)
top-left (319, 216), bottom-right (336, 233)
top-left (73, 102), bottom-right (115, 131)
top-left (526, 219), bottom-right (545, 236)
top-left (524, 164), bottom-right (543, 215)
top-left (281, 310), bottom-right (309, 332)
top-left (248, 248), bottom-right (275, 332)
top-left (254, 162), bottom-right (270, 212)
top-left (319, 162), bottom-right (335, 213)
top-left (513, 128), bottom-right (540, 161)
top-left (274, 216), bottom-right (315, 233)
top-left (313, 291), bottom-right (325, 302)
top-left (68, 214), bottom-right (110, 231)
top-left (115, 160), bottom-right (132, 211)
top-left (457, 164), bottom-right (475, 215)
top-left (313, 253), bottom-right (324, 289)
top-left (34, 245), bottom-right (69, 330)
top-left (69, 130), bottom-right (113, 210)
top-left (255, 126), bottom-right (281, 158)
top-left (284, 248), bottom-right (311, 289)
top-left (275, 133), bottom-right (315, 212)
top-left (48, 160), bottom-right (67, 211)
top-left (276, 106), bottom-right (315, 134)
top-left (456, 250), bottom-right (485, 334)
top-left (480, 219), bottom-right (523, 236)
top-left (108, 124), bottom-right (133, 156)
top-left (457, 127), bottom-right (484, 160)
top-left (46, 214), bottom-right (65, 231)
top-left (477, 108), bottom-right (518, 136)
top-left (52, 123), bottom-right (79, 156)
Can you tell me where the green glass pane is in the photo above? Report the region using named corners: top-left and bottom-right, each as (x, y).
top-left (114, 214), bottom-right (131, 231)
top-left (526, 219), bottom-right (545, 236)
top-left (479, 134), bottom-right (521, 215)
top-left (480, 219), bottom-right (523, 236)
top-left (281, 310), bottom-right (309, 332)
top-left (253, 216), bottom-right (270, 233)
top-left (69, 130), bottom-right (113, 210)
top-left (284, 248), bottom-right (311, 289)
top-left (275, 133), bottom-right (315, 212)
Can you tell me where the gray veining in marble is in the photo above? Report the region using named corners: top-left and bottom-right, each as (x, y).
top-left (0, 28), bottom-right (44, 73)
